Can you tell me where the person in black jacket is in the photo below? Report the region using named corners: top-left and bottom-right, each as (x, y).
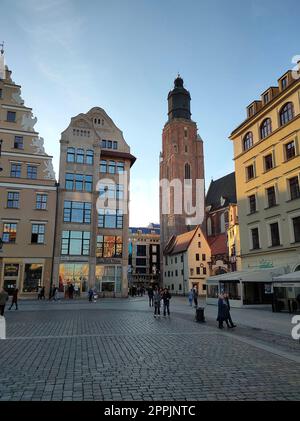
top-left (9, 288), bottom-right (19, 310)
top-left (148, 286), bottom-right (154, 307)
top-left (223, 293), bottom-right (236, 328)
top-left (162, 288), bottom-right (171, 317)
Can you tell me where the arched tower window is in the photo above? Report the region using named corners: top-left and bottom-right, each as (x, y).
top-left (243, 132), bottom-right (253, 151)
top-left (184, 163), bottom-right (191, 180)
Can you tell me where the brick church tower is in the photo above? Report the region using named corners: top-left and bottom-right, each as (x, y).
top-left (159, 76), bottom-right (205, 259)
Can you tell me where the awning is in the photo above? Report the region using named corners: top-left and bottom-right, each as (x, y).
top-left (206, 266), bottom-right (286, 285)
top-left (273, 271), bottom-right (300, 283)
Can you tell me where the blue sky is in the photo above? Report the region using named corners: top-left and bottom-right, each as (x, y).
top-left (2, 0), bottom-right (300, 226)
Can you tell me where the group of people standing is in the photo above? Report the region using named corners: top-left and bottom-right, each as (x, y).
top-left (148, 286), bottom-right (171, 317)
top-left (217, 292), bottom-right (236, 329)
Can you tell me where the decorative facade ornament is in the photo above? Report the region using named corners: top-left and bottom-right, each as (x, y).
top-left (31, 137), bottom-right (46, 154)
top-left (21, 112), bottom-right (37, 131)
top-left (12, 90), bottom-right (24, 105)
top-left (43, 160), bottom-right (56, 180)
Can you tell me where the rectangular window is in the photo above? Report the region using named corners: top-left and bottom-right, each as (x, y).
top-left (247, 165), bottom-right (254, 180)
top-left (84, 175), bottom-right (93, 192)
top-left (293, 216), bottom-right (300, 243)
top-left (36, 194), bottom-right (48, 210)
top-left (267, 186), bottom-right (276, 208)
top-left (66, 148), bottom-right (75, 162)
top-left (23, 264), bottom-right (43, 293)
top-left (270, 222), bottom-right (280, 247)
top-left (202, 254), bottom-right (206, 261)
top-left (0, 88), bottom-right (2, 99)
top-left (27, 165), bottom-right (37, 179)
top-left (108, 161), bottom-right (116, 174)
top-left (136, 258), bottom-right (146, 266)
top-left (31, 224), bottom-right (45, 244)
top-left (251, 228), bottom-right (260, 250)
top-left (190, 268), bottom-right (194, 276)
top-left (65, 173), bottom-right (74, 190)
top-left (249, 194), bottom-right (256, 213)
top-left (107, 140), bottom-right (112, 149)
top-left (117, 162), bottom-right (125, 173)
top-left (2, 223), bottom-right (17, 243)
top-left (282, 77), bottom-right (287, 90)
top-left (10, 163), bottom-right (21, 178)
top-left (64, 201), bottom-right (92, 224)
top-left (7, 192), bottom-right (19, 208)
top-left (196, 253), bottom-right (200, 261)
top-left (76, 149), bottom-right (84, 164)
top-left (98, 208), bottom-right (123, 229)
top-left (65, 174), bottom-right (93, 192)
top-left (14, 136), bottom-right (23, 149)
top-left (203, 267), bottom-right (207, 275)
top-left (100, 160), bottom-right (107, 173)
top-left (285, 141), bottom-right (296, 160)
top-left (7, 111), bottom-right (16, 122)
top-left (263, 92), bottom-right (269, 104)
top-left (96, 235), bottom-right (123, 258)
top-left (113, 141), bottom-right (118, 150)
top-left (289, 177), bottom-right (300, 200)
top-left (137, 245), bottom-right (146, 256)
top-left (196, 267), bottom-right (200, 275)
top-left (101, 140), bottom-right (107, 148)
top-left (264, 154), bottom-right (273, 171)
top-left (61, 231), bottom-right (90, 256)
top-left (86, 150), bottom-right (94, 165)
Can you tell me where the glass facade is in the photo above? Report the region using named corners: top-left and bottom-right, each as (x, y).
top-left (23, 263), bottom-right (43, 292)
top-left (95, 265), bottom-right (122, 293)
top-left (59, 263), bottom-right (89, 293)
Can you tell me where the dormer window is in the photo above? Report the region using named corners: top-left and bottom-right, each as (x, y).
top-left (248, 106), bottom-right (254, 117)
top-left (281, 77), bottom-right (287, 90)
top-left (220, 196), bottom-right (226, 207)
top-left (263, 92), bottom-right (269, 104)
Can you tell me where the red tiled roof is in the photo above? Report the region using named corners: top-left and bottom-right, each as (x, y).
top-left (164, 227), bottom-right (198, 255)
top-left (208, 233), bottom-right (227, 255)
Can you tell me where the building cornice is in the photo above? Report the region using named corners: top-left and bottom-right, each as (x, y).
top-left (1, 151), bottom-right (53, 160)
top-left (0, 127), bottom-right (39, 136)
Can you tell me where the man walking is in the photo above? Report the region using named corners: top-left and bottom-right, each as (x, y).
top-left (148, 286), bottom-right (154, 307)
top-left (162, 288), bottom-right (171, 317)
top-left (0, 287), bottom-right (9, 316)
top-left (9, 288), bottom-right (18, 310)
top-left (193, 286), bottom-right (198, 308)
top-left (153, 287), bottom-right (162, 318)
top-left (224, 292), bottom-right (236, 328)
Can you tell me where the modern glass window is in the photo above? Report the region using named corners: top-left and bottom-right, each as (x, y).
top-left (36, 194), bottom-right (48, 210)
top-left (113, 141), bottom-right (118, 150)
top-left (76, 148), bottom-right (84, 164)
top-left (117, 162), bottom-right (125, 174)
top-left (280, 102), bottom-right (294, 126)
top-left (86, 150), bottom-right (94, 165)
top-left (27, 165), bottom-right (37, 179)
top-left (85, 175), bottom-right (93, 192)
top-left (14, 136), bottom-right (23, 149)
top-left (61, 231), bottom-right (90, 255)
top-left (65, 174), bottom-right (92, 192)
top-left (65, 173), bottom-right (74, 190)
top-left (116, 184), bottom-right (124, 199)
top-left (31, 224), bottom-right (45, 244)
top-left (285, 141), bottom-right (296, 160)
top-left (243, 132), bottom-right (253, 151)
top-left (96, 235), bottom-right (123, 258)
top-left (251, 228), bottom-right (260, 250)
top-left (98, 208), bottom-right (123, 229)
top-left (293, 216), bottom-right (300, 243)
top-left (7, 192), bottom-right (19, 208)
top-left (247, 164), bottom-right (254, 180)
top-left (264, 154), bottom-right (273, 171)
top-left (7, 111), bottom-right (16, 122)
top-left (63, 201), bottom-right (92, 224)
top-left (108, 160), bottom-right (116, 174)
top-left (2, 223), bottom-right (17, 243)
top-left (289, 177), bottom-right (300, 200)
top-left (10, 163), bottom-right (21, 178)
top-left (249, 194), bottom-right (256, 213)
top-left (267, 186), bottom-right (276, 208)
top-left (260, 118), bottom-right (272, 139)
top-left (66, 147), bottom-right (75, 162)
top-left (100, 160), bottom-right (107, 173)
top-left (184, 163), bottom-right (191, 180)
top-left (270, 222), bottom-right (280, 247)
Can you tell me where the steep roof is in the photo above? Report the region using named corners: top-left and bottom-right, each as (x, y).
top-left (164, 227), bottom-right (199, 255)
top-left (206, 172), bottom-right (236, 211)
top-left (207, 233), bottom-right (228, 256)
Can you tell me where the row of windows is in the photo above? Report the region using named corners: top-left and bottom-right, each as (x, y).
top-left (164, 266), bottom-right (207, 278)
top-left (246, 140), bottom-right (297, 181)
top-left (243, 102), bottom-right (295, 151)
top-left (10, 163), bottom-right (38, 179)
top-left (66, 148), bottom-right (94, 164)
top-left (2, 223), bottom-right (46, 244)
top-left (65, 173), bottom-right (93, 192)
top-left (72, 129), bottom-right (90, 137)
top-left (248, 177), bottom-right (300, 213)
top-left (100, 160), bottom-right (125, 174)
top-left (249, 215), bottom-right (300, 250)
top-left (101, 140), bottom-right (118, 150)
top-left (165, 251), bottom-right (205, 266)
top-left (6, 192), bottom-right (48, 210)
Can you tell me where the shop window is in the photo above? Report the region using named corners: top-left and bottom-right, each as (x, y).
top-left (23, 264), bottom-right (43, 292)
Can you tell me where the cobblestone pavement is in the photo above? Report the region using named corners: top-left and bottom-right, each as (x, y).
top-left (0, 298), bottom-right (300, 401)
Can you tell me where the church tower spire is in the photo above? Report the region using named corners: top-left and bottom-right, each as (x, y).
top-left (167, 75), bottom-right (191, 121)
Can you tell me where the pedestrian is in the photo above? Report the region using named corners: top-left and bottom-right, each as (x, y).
top-left (88, 288), bottom-right (93, 302)
top-left (193, 286), bottom-right (198, 308)
top-left (223, 292), bottom-right (236, 328)
top-left (148, 286), bottom-right (154, 307)
top-left (52, 285), bottom-right (58, 301)
top-left (37, 286), bottom-right (42, 300)
top-left (153, 287), bottom-right (162, 318)
top-left (217, 293), bottom-right (232, 329)
top-left (0, 287), bottom-right (9, 316)
top-left (188, 289), bottom-right (193, 306)
top-left (162, 288), bottom-right (171, 317)
top-left (9, 288), bottom-right (19, 310)
top-left (68, 283), bottom-right (74, 299)
top-left (40, 286), bottom-right (45, 300)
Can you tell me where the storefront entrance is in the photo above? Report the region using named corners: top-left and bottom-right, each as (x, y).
top-left (243, 282), bottom-right (273, 305)
top-left (59, 263), bottom-right (89, 296)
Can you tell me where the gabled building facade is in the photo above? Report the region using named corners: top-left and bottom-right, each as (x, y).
top-left (0, 51), bottom-right (57, 297)
top-left (53, 107), bottom-right (135, 297)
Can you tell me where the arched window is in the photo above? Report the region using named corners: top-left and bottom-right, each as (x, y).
top-left (207, 217), bottom-right (212, 236)
top-left (184, 163), bottom-right (191, 180)
top-left (260, 118), bottom-right (272, 139)
top-left (280, 102), bottom-right (294, 126)
top-left (243, 132), bottom-right (253, 151)
top-left (66, 147), bottom-right (75, 163)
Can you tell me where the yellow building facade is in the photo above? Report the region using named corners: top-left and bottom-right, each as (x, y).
top-left (230, 66), bottom-right (300, 271)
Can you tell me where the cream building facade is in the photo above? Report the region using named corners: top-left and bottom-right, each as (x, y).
top-left (230, 65), bottom-right (300, 272)
top-left (0, 52), bottom-right (57, 297)
top-left (163, 226), bottom-right (211, 296)
top-left (53, 107), bottom-right (135, 297)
